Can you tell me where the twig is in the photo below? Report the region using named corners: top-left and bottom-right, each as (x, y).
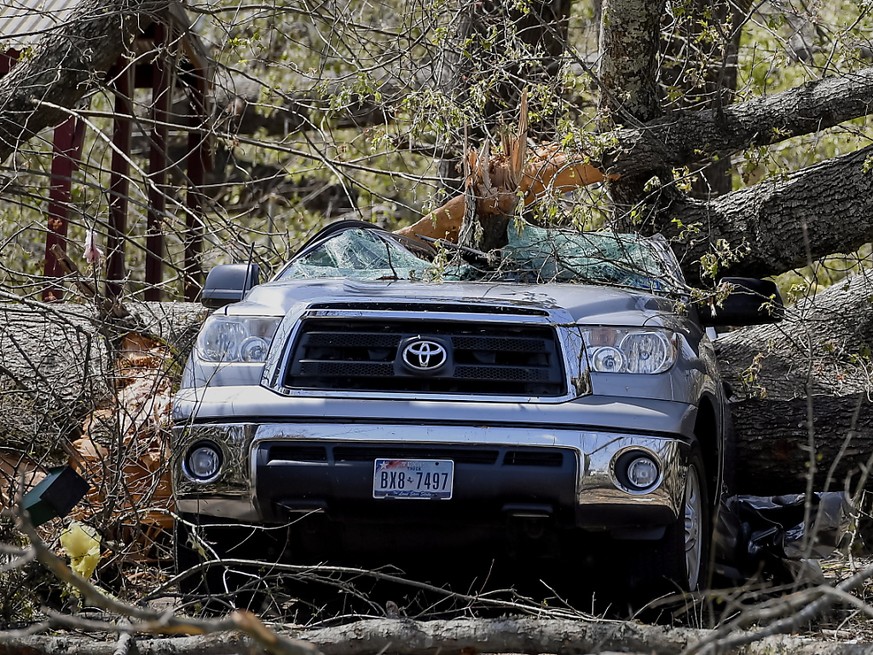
top-left (684, 560), bottom-right (873, 655)
top-left (49, 243), bottom-right (130, 320)
top-left (12, 509), bottom-right (323, 655)
top-left (148, 556), bottom-right (591, 622)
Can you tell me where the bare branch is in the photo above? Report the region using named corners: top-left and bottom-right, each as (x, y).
top-left (607, 66), bottom-right (873, 177)
top-left (14, 508), bottom-right (322, 655)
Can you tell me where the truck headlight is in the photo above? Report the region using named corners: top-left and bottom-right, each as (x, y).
top-left (583, 328), bottom-right (676, 374)
top-left (196, 316), bottom-right (281, 363)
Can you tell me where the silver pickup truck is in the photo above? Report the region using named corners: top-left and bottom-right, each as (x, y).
top-left (172, 219), bottom-right (781, 609)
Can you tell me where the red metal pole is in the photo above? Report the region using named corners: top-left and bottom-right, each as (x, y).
top-left (184, 73), bottom-right (207, 302)
top-left (0, 50), bottom-right (19, 75)
top-left (42, 117), bottom-right (79, 302)
top-left (106, 64), bottom-right (133, 299)
top-left (145, 23), bottom-right (171, 301)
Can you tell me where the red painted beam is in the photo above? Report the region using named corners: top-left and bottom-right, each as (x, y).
top-left (184, 74), bottom-right (207, 302)
top-left (42, 117), bottom-right (84, 302)
top-left (106, 64), bottom-right (133, 299)
top-left (145, 23), bottom-right (171, 301)
top-left (0, 49), bottom-right (20, 76)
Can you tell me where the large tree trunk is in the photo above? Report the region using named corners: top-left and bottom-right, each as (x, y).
top-left (715, 267), bottom-right (873, 495)
top-left (1, 282), bottom-right (869, 500)
top-left (597, 0), bottom-right (668, 223)
top-left (4, 616), bottom-right (873, 655)
top-left (663, 145), bottom-right (873, 283)
top-left (730, 394), bottom-right (871, 495)
top-left (0, 300), bottom-right (204, 458)
top-left (0, 301), bottom-right (111, 457)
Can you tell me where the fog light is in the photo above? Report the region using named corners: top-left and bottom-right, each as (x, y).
top-left (185, 443), bottom-right (223, 482)
top-left (626, 456), bottom-right (659, 490)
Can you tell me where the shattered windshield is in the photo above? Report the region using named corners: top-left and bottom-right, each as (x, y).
top-left (276, 221), bottom-right (686, 293)
top-left (276, 228), bottom-right (432, 281)
top-left (498, 222), bottom-right (685, 293)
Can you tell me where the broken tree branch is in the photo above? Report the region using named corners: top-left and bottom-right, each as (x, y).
top-left (0, 0), bottom-right (171, 164)
top-left (13, 511), bottom-right (322, 655)
top-left (395, 145), bottom-right (610, 243)
top-left (4, 615), bottom-right (873, 655)
top-left (606, 66), bottom-right (873, 178)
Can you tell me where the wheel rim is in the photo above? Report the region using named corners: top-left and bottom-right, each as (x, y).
top-left (684, 464), bottom-right (703, 589)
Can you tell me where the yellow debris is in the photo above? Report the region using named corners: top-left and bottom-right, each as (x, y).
top-left (60, 521), bottom-right (101, 579)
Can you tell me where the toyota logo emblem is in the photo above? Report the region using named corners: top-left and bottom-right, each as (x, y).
top-left (401, 339), bottom-right (447, 371)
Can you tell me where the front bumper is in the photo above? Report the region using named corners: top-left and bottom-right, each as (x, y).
top-left (173, 421), bottom-right (688, 531)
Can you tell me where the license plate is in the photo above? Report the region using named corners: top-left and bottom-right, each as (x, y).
top-left (373, 458), bottom-right (454, 499)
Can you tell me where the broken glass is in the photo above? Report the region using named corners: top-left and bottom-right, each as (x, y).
top-left (499, 221), bottom-right (686, 292)
top-left (276, 220), bottom-right (687, 294)
top-left (276, 228), bottom-right (432, 281)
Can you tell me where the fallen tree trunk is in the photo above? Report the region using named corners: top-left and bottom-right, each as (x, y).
top-left (0, 299), bottom-right (205, 526)
top-left (716, 267), bottom-right (873, 495)
top-left (730, 394), bottom-right (871, 495)
top-left (0, 299), bottom-right (204, 452)
top-left (0, 299), bottom-right (112, 457)
top-left (1, 617), bottom-right (872, 655)
top-left (1, 269), bottom-right (870, 502)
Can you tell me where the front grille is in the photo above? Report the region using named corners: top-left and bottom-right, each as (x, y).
top-left (266, 445), bottom-right (328, 462)
top-left (262, 442), bottom-right (569, 468)
top-left (334, 445), bottom-right (499, 464)
top-left (503, 450), bottom-right (565, 467)
top-left (283, 317), bottom-right (565, 396)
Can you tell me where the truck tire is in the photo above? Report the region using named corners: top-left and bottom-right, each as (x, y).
top-left (627, 442), bottom-right (711, 598)
top-left (663, 444), bottom-right (710, 591)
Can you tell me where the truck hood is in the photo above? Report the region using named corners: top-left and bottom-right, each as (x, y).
top-left (231, 278), bottom-right (684, 327)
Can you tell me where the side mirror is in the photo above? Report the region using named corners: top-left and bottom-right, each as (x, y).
top-left (700, 277), bottom-right (784, 327)
top-left (201, 263), bottom-right (260, 308)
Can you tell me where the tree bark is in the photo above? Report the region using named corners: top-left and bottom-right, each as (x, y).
top-left (2, 617), bottom-right (873, 655)
top-left (0, 300), bottom-right (205, 458)
top-left (730, 394), bottom-right (871, 495)
top-left (665, 144), bottom-right (873, 282)
top-left (4, 0), bottom-right (873, 291)
top-left (715, 267), bottom-right (873, 495)
top-left (598, 0), bottom-right (664, 124)
top-left (0, 300), bottom-right (111, 456)
top-left (597, 0), bottom-right (668, 222)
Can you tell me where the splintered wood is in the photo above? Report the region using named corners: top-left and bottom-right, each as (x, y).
top-left (395, 96), bottom-right (613, 244)
top-left (72, 332), bottom-right (175, 558)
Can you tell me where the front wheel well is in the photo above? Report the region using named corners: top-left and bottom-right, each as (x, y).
top-left (693, 397), bottom-right (721, 502)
